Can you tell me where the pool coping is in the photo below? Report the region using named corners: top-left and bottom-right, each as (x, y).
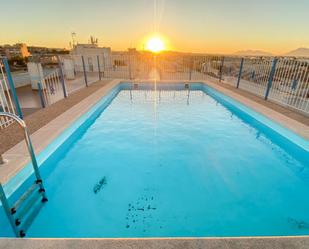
top-left (1, 78), bottom-right (308, 186)
top-left (0, 236), bottom-right (309, 249)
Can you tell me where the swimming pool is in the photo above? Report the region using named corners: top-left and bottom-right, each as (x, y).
top-left (1, 82), bottom-right (308, 238)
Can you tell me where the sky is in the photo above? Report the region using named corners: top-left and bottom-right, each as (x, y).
top-left (1, 0), bottom-right (308, 54)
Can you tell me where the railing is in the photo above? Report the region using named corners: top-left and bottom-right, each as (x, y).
top-left (2, 53), bottom-right (307, 121)
top-left (218, 57), bottom-right (309, 114)
top-left (268, 58), bottom-right (309, 112)
top-left (37, 69), bottom-right (67, 108)
top-left (0, 57), bottom-right (23, 129)
top-left (236, 57), bottom-right (273, 96)
top-left (80, 51), bottom-right (307, 115)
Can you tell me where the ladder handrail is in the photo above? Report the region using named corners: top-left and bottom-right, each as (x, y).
top-left (0, 112), bottom-right (47, 237)
top-left (0, 112), bottom-right (43, 182)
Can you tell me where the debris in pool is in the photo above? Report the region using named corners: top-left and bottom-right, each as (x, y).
top-left (125, 194), bottom-right (157, 231)
top-left (93, 176), bottom-right (107, 194)
top-left (288, 218), bottom-right (309, 229)
top-left (147, 205), bottom-right (156, 210)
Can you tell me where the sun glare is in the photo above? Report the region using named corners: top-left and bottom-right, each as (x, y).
top-left (146, 37), bottom-right (165, 53)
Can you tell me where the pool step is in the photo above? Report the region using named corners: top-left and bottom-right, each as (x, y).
top-left (0, 181), bottom-right (48, 238)
top-left (18, 193), bottom-right (46, 237)
top-left (11, 183), bottom-right (38, 214)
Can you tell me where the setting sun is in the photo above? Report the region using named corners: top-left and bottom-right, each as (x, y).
top-left (146, 37), bottom-right (165, 53)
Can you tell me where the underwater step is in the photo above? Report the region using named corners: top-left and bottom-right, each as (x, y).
top-left (11, 182), bottom-right (39, 214)
top-left (13, 189), bottom-right (42, 223)
top-left (0, 180), bottom-right (48, 237)
top-left (18, 197), bottom-right (47, 237)
top-left (10, 181), bottom-right (48, 237)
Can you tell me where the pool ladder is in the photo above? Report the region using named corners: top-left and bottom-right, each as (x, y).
top-left (0, 112), bottom-right (48, 237)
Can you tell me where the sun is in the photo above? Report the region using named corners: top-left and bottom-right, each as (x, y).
top-left (146, 37), bottom-right (165, 53)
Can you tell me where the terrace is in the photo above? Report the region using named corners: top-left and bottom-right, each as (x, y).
top-left (0, 50), bottom-right (309, 249)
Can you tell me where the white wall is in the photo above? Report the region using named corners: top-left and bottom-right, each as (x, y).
top-left (27, 62), bottom-right (44, 90)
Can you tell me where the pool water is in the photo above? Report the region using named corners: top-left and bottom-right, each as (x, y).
top-left (3, 83), bottom-right (309, 237)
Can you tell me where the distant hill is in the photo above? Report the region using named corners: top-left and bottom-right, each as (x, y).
top-left (283, 48), bottom-right (309, 57)
top-left (233, 50), bottom-right (273, 56)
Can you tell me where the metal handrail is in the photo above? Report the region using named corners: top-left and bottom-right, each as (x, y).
top-left (0, 112), bottom-right (43, 183)
top-left (0, 112), bottom-right (47, 237)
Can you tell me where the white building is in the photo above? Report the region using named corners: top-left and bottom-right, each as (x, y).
top-left (70, 44), bottom-right (112, 72)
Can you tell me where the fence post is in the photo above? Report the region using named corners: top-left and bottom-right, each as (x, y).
top-left (37, 82), bottom-right (45, 108)
top-left (2, 58), bottom-right (23, 119)
top-left (102, 54), bottom-right (105, 78)
top-left (56, 56), bottom-right (67, 98)
top-left (189, 56), bottom-right (193, 80)
top-left (236, 58), bottom-right (244, 88)
top-left (97, 55), bottom-right (102, 81)
top-left (129, 54), bottom-right (132, 80)
top-left (81, 56), bottom-right (88, 87)
top-left (264, 58), bottom-right (278, 100)
top-left (219, 56), bottom-right (225, 82)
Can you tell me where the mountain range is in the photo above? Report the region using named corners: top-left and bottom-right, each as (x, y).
top-left (234, 50), bottom-right (273, 56)
top-left (233, 48), bottom-right (309, 57)
top-left (283, 48), bottom-right (309, 57)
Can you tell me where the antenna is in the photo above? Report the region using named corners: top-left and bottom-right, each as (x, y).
top-left (71, 32), bottom-right (76, 47)
top-left (89, 36), bottom-right (98, 45)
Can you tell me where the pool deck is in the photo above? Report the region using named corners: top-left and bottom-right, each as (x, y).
top-left (0, 79), bottom-right (308, 248)
top-left (0, 79), bottom-right (118, 183)
top-left (0, 237), bottom-right (309, 249)
top-left (206, 80), bottom-right (309, 139)
top-left (218, 82), bottom-right (309, 126)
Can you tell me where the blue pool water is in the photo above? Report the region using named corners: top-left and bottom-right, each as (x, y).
top-left (1, 83), bottom-right (309, 237)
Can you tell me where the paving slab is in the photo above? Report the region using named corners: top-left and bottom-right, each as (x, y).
top-left (0, 237), bottom-right (308, 249)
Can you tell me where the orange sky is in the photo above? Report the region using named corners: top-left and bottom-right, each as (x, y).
top-left (1, 0), bottom-right (308, 54)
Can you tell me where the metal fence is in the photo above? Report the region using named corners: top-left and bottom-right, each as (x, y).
top-left (268, 58), bottom-right (309, 112)
top-left (218, 57), bottom-right (309, 114)
top-left (87, 52), bottom-right (308, 115)
top-left (1, 52), bottom-right (308, 130)
top-left (37, 68), bottom-right (67, 108)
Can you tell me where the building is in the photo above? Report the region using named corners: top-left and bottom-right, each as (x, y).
top-left (2, 43), bottom-right (30, 58)
top-left (0, 46), bottom-right (6, 57)
top-left (70, 43), bottom-right (112, 72)
top-left (27, 46), bottom-right (69, 65)
top-left (28, 46), bottom-right (69, 56)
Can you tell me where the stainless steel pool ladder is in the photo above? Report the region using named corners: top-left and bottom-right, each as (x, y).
top-left (0, 112), bottom-right (48, 237)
